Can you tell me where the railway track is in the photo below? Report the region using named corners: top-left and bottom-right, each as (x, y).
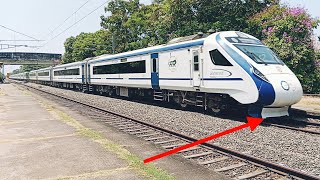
top-left (263, 118), bottom-right (320, 135)
top-left (15, 82), bottom-right (319, 180)
top-left (304, 94), bottom-right (320, 97)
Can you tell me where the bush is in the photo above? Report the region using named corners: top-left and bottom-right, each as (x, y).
top-left (248, 5), bottom-right (320, 93)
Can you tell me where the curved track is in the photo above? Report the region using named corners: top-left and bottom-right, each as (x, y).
top-left (15, 82), bottom-right (319, 180)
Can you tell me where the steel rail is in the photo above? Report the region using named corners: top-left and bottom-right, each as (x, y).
top-left (262, 122), bottom-right (320, 135)
top-left (304, 94), bottom-right (320, 97)
top-left (17, 82), bottom-right (319, 180)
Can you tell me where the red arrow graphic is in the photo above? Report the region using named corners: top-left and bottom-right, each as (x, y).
top-left (144, 116), bottom-right (264, 164)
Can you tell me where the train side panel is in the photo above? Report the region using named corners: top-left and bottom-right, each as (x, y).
top-left (157, 48), bottom-right (195, 91)
top-left (37, 68), bottom-right (51, 82)
top-left (52, 63), bottom-right (83, 84)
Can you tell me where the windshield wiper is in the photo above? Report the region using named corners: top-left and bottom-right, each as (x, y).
top-left (243, 49), bottom-right (267, 65)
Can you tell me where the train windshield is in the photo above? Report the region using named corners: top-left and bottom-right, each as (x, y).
top-left (235, 44), bottom-right (284, 65)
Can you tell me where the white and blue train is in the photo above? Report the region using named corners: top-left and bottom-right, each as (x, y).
top-left (10, 31), bottom-right (303, 118)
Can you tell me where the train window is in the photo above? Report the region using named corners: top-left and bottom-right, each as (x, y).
top-left (152, 58), bottom-right (157, 73)
top-left (209, 50), bottom-right (233, 66)
top-left (93, 60), bottom-right (146, 75)
top-left (38, 71), bottom-right (49, 76)
top-left (194, 54), bottom-right (199, 71)
top-left (54, 68), bottom-right (80, 76)
top-left (234, 44), bottom-right (284, 65)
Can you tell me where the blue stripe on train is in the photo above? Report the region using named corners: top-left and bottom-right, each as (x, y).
top-left (88, 77), bottom-right (244, 81)
top-left (201, 78), bottom-right (243, 81)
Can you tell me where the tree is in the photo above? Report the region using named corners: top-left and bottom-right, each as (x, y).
top-left (62, 36), bottom-right (76, 64)
top-left (194, 0), bottom-right (272, 32)
top-left (21, 65), bottom-right (49, 72)
top-left (248, 5), bottom-right (320, 93)
top-left (100, 0), bottom-right (141, 53)
top-left (62, 29), bottom-right (113, 64)
top-left (0, 72), bottom-right (4, 82)
top-left (99, 0), bottom-right (273, 53)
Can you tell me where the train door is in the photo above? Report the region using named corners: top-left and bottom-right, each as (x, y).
top-left (192, 50), bottom-right (201, 87)
top-left (87, 64), bottom-right (91, 84)
top-left (81, 64), bottom-right (85, 84)
top-left (50, 69), bottom-right (53, 81)
top-left (151, 53), bottom-right (159, 89)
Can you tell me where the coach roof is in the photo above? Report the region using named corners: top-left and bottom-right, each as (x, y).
top-left (88, 38), bottom-right (205, 65)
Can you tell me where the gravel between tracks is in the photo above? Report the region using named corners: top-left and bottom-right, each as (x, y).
top-left (26, 83), bottom-right (320, 176)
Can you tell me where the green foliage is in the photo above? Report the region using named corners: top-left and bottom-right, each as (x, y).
top-left (100, 0), bottom-right (170, 52)
top-left (62, 0), bottom-right (319, 93)
top-left (63, 0), bottom-right (271, 58)
top-left (194, 0), bottom-right (272, 32)
top-left (98, 0), bottom-right (271, 52)
top-left (21, 64), bottom-right (49, 72)
top-left (0, 72), bottom-right (4, 81)
top-left (10, 65), bottom-right (49, 75)
top-left (62, 29), bottom-right (112, 64)
top-left (248, 5), bottom-right (320, 93)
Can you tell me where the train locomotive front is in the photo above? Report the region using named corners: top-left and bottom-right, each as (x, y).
top-left (207, 31), bottom-right (303, 118)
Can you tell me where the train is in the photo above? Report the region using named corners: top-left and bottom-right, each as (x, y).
top-left (10, 31), bottom-right (303, 118)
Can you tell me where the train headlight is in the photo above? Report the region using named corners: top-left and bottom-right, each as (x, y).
top-left (252, 66), bottom-right (269, 83)
top-left (281, 81), bottom-right (290, 91)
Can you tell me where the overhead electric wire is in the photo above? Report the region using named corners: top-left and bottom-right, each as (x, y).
top-left (0, 40), bottom-right (44, 42)
top-left (0, 25), bottom-right (40, 41)
top-left (38, 0), bottom-right (110, 49)
top-left (0, 43), bottom-right (41, 50)
top-left (44, 0), bottom-right (93, 38)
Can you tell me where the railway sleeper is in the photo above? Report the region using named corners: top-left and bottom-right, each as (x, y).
top-left (178, 147), bottom-right (202, 153)
top-left (145, 136), bottom-right (169, 141)
top-left (237, 169), bottom-right (269, 180)
top-left (214, 162), bottom-right (247, 172)
top-left (199, 156), bottom-right (230, 165)
top-left (184, 151), bottom-right (213, 159)
top-left (134, 130), bottom-right (157, 136)
top-left (124, 127), bottom-right (149, 132)
top-left (154, 139), bottom-right (179, 145)
top-left (162, 143), bottom-right (187, 149)
top-left (117, 124), bottom-right (139, 129)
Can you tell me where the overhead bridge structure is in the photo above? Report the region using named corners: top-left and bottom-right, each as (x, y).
top-left (0, 52), bottom-right (61, 65)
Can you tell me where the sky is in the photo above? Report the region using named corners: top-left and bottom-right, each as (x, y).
top-left (1, 0), bottom-right (319, 73)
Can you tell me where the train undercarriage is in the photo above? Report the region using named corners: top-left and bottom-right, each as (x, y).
top-left (18, 79), bottom-right (246, 115)
top-left (45, 82), bottom-right (239, 115)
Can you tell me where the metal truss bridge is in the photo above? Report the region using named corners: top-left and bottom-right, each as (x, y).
top-left (0, 52), bottom-right (61, 65)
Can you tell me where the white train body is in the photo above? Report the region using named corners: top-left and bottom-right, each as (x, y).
top-left (10, 31), bottom-right (303, 118)
top-left (52, 62), bottom-right (84, 84)
top-left (10, 72), bottom-right (27, 80)
top-left (29, 70), bottom-right (37, 81)
top-left (36, 67), bottom-right (51, 82)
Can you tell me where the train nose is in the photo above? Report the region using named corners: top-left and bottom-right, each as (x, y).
top-left (266, 74), bottom-right (303, 107)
